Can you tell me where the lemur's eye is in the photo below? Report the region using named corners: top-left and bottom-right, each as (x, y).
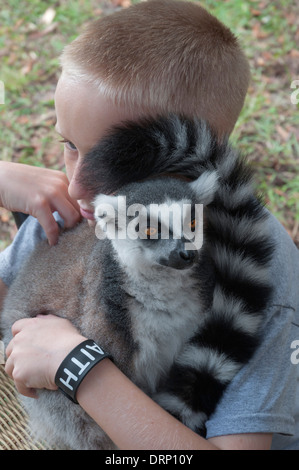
top-left (188, 219), bottom-right (196, 232)
top-left (145, 227), bottom-right (157, 238)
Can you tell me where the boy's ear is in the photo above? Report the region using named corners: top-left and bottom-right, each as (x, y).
top-left (189, 170), bottom-right (219, 205)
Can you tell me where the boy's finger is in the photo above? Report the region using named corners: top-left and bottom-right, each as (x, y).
top-left (35, 207), bottom-right (60, 246)
top-left (5, 340), bottom-right (13, 359)
top-left (53, 199), bottom-right (82, 229)
top-left (11, 317), bottom-right (33, 336)
top-left (4, 354), bottom-right (13, 376)
top-left (15, 381), bottom-right (38, 399)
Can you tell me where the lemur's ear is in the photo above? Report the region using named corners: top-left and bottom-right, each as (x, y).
top-left (189, 170), bottom-right (219, 205)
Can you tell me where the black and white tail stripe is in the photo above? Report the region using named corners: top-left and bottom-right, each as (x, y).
top-left (151, 121), bottom-right (274, 436)
top-left (79, 115), bottom-right (275, 436)
top-left (79, 115), bottom-right (218, 196)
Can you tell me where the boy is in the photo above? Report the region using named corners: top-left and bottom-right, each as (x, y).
top-left (1, 0), bottom-right (299, 450)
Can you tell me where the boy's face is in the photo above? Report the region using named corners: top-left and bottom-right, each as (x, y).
top-left (55, 73), bottom-right (140, 221)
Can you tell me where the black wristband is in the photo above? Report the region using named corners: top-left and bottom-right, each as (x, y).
top-left (54, 339), bottom-right (112, 404)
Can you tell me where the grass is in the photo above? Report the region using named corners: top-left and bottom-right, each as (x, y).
top-left (0, 0), bottom-right (298, 250)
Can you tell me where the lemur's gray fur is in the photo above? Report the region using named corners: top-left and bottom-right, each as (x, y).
top-left (0, 116), bottom-right (274, 450)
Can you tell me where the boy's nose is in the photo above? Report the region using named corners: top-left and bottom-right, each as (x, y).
top-left (66, 158), bottom-right (90, 201)
top-left (68, 175), bottom-right (89, 201)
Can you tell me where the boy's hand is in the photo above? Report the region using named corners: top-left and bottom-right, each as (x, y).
top-left (0, 162), bottom-right (81, 245)
top-left (5, 314), bottom-right (86, 398)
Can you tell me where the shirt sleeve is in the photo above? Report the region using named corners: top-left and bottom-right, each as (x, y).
top-left (0, 213), bottom-right (64, 287)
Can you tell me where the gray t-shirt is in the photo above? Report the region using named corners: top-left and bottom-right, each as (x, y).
top-left (0, 211), bottom-right (299, 450)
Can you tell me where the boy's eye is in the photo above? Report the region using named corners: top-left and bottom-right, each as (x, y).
top-left (59, 139), bottom-right (77, 151)
top-left (66, 141), bottom-right (77, 151)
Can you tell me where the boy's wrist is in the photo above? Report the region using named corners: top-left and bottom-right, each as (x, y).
top-left (75, 356), bottom-right (113, 405)
top-left (51, 334), bottom-right (87, 385)
top-left (54, 338), bottom-right (112, 403)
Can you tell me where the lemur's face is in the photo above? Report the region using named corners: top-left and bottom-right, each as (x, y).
top-left (94, 195), bottom-right (200, 270)
top-left (93, 174), bottom-right (218, 271)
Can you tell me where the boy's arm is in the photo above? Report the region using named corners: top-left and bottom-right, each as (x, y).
top-left (78, 358), bottom-right (273, 450)
top-left (5, 315), bottom-right (273, 450)
top-left (0, 161), bottom-right (81, 245)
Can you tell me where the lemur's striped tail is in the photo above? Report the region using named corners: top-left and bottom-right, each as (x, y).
top-left (152, 122), bottom-right (274, 436)
top-left (79, 115), bottom-right (274, 436)
top-left (79, 115), bottom-right (219, 195)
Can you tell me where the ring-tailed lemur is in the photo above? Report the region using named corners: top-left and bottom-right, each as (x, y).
top-left (0, 116), bottom-right (274, 449)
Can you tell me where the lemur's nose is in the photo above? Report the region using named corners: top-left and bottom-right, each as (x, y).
top-left (179, 250), bottom-right (196, 262)
top-left (158, 239), bottom-right (198, 270)
top-left (167, 243), bottom-right (198, 270)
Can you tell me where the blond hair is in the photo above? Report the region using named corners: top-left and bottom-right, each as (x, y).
top-left (60, 0), bottom-right (250, 136)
